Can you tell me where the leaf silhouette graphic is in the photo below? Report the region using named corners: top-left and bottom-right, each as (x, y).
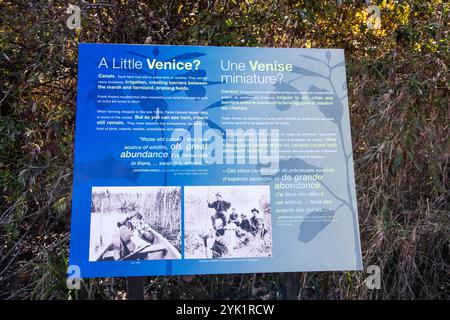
top-left (201, 95), bottom-right (253, 112)
top-left (309, 85), bottom-right (329, 93)
top-left (177, 69), bottom-right (207, 78)
top-left (74, 156), bottom-right (139, 183)
top-left (205, 118), bottom-right (226, 138)
top-left (185, 85), bottom-right (206, 97)
top-left (309, 85), bottom-right (343, 124)
top-left (152, 47), bottom-right (159, 57)
top-left (298, 55), bottom-right (327, 65)
top-left (137, 88), bottom-right (168, 112)
top-left (86, 86), bottom-right (97, 103)
top-left (291, 65), bottom-right (325, 78)
top-left (298, 209), bottom-right (336, 242)
top-left (126, 51), bottom-right (152, 61)
top-left (332, 61), bottom-right (345, 69)
top-left (186, 96), bottom-right (247, 135)
top-left (271, 81), bottom-right (299, 111)
top-left (166, 52), bottom-right (206, 61)
top-left (127, 47), bottom-right (160, 60)
top-left (201, 99), bottom-right (222, 111)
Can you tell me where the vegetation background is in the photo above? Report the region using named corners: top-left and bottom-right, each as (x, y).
top-left (0, 0), bottom-right (448, 299)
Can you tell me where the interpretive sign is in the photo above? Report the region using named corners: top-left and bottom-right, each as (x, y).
top-left (69, 43), bottom-right (362, 277)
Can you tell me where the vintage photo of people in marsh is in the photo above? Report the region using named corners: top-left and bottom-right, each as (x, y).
top-left (89, 186), bottom-right (181, 262)
top-left (184, 185), bottom-right (272, 259)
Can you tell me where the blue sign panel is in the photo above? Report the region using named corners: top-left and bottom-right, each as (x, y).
top-left (70, 43), bottom-right (362, 277)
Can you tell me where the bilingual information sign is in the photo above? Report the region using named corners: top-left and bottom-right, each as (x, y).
top-left (70, 43), bottom-right (362, 278)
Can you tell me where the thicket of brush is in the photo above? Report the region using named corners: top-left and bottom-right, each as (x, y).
top-left (0, 1), bottom-right (448, 299)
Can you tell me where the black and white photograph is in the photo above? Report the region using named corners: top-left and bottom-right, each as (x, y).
top-left (184, 185), bottom-right (272, 259)
top-left (89, 186), bottom-right (181, 262)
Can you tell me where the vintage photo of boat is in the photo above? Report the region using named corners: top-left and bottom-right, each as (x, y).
top-left (184, 185), bottom-right (272, 259)
top-left (89, 186), bottom-right (181, 261)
